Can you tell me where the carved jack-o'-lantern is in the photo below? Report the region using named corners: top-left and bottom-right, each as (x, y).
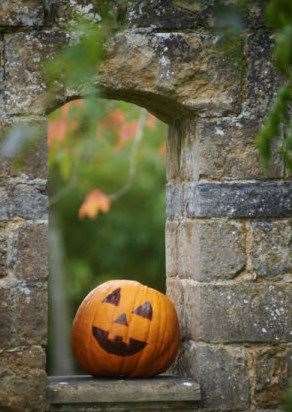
top-left (71, 279), bottom-right (180, 377)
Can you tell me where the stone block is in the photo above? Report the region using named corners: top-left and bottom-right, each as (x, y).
top-left (166, 219), bottom-right (246, 281)
top-left (128, 0), bottom-right (206, 30)
top-left (0, 178), bottom-right (47, 221)
top-left (100, 31), bottom-right (242, 122)
top-left (8, 221), bottom-right (48, 282)
top-left (195, 116), bottom-right (284, 180)
top-left (166, 117), bottom-right (196, 182)
top-left (248, 345), bottom-right (288, 408)
top-left (166, 181), bottom-right (292, 220)
top-left (167, 279), bottom-right (288, 343)
top-left (4, 30), bottom-right (67, 115)
top-left (166, 276), bottom-right (187, 338)
top-left (51, 0), bottom-right (102, 28)
top-left (0, 280), bottom-right (47, 348)
top-left (0, 221), bottom-right (19, 278)
top-left (250, 220), bottom-right (291, 278)
top-left (243, 31), bottom-right (282, 120)
top-left (0, 283), bottom-right (15, 346)
top-left (0, 117), bottom-right (48, 179)
top-left (128, 0), bottom-right (267, 33)
top-left (0, 1), bottom-right (44, 27)
top-left (18, 283), bottom-right (48, 346)
top-left (0, 345), bottom-right (47, 411)
top-left (175, 341), bottom-right (250, 410)
top-left (255, 409), bottom-right (282, 412)
top-left (0, 40), bottom-right (4, 114)
top-left (0, 222), bottom-right (8, 277)
top-left (48, 375), bottom-right (200, 406)
top-left (288, 343), bottom-right (292, 378)
top-left (166, 115), bottom-right (284, 182)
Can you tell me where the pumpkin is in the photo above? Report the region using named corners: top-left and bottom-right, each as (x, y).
top-left (71, 279), bottom-right (180, 377)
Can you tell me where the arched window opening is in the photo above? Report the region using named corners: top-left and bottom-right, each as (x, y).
top-left (47, 98), bottom-right (167, 375)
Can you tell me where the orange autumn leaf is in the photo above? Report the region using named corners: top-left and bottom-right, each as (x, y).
top-left (102, 109), bottom-right (126, 129)
top-left (146, 113), bottom-right (157, 129)
top-left (108, 109), bottom-right (126, 127)
top-left (48, 117), bottom-right (68, 146)
top-left (97, 109), bottom-right (127, 140)
top-left (120, 121), bottom-right (138, 140)
top-left (115, 121), bottom-right (139, 149)
top-left (79, 189), bottom-right (111, 219)
top-left (48, 100), bottom-right (83, 147)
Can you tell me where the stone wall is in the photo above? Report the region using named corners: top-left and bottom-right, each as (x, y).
top-left (162, 5), bottom-right (291, 411)
top-left (0, 1), bottom-right (290, 411)
top-left (0, 2), bottom-right (49, 410)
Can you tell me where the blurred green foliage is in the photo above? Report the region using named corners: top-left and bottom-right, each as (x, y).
top-left (49, 100), bottom-right (166, 314)
top-left (256, 0), bottom-right (292, 171)
top-left (284, 386), bottom-right (292, 412)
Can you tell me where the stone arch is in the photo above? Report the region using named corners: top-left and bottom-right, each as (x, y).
top-left (47, 96), bottom-right (167, 376)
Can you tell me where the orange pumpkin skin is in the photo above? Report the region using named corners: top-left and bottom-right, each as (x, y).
top-left (71, 280), bottom-right (180, 378)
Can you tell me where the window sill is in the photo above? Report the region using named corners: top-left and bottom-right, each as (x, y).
top-left (48, 374), bottom-right (200, 411)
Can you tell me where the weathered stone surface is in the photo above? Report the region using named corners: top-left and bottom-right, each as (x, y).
top-left (51, 0), bottom-right (102, 28)
top-left (167, 181), bottom-right (292, 219)
top-left (250, 220), bottom-right (291, 279)
top-left (0, 1), bottom-right (44, 27)
top-left (166, 219), bottom-right (246, 281)
top-left (128, 0), bottom-right (267, 32)
top-left (8, 221), bottom-right (48, 282)
top-left (0, 178), bottom-right (47, 220)
top-left (166, 115), bottom-right (284, 182)
top-left (166, 276), bottom-right (188, 337)
top-left (195, 116), bottom-right (284, 180)
top-left (167, 279), bottom-right (288, 342)
top-left (0, 39), bottom-right (4, 113)
top-left (48, 375), bottom-right (200, 405)
top-left (248, 345), bottom-right (288, 408)
top-left (0, 283), bottom-right (14, 346)
top-left (166, 117), bottom-right (197, 182)
top-left (175, 341), bottom-right (250, 410)
top-left (50, 403), bottom-right (200, 412)
top-left (0, 345), bottom-right (47, 412)
top-left (0, 223), bottom-right (8, 277)
top-left (0, 221), bottom-right (20, 278)
top-left (243, 30), bottom-right (282, 120)
top-left (127, 0), bottom-right (211, 30)
top-left (254, 409), bottom-right (282, 412)
top-left (0, 280), bottom-right (47, 348)
top-left (0, 117), bottom-right (48, 179)
top-left (100, 31), bottom-right (242, 122)
top-left (4, 30), bottom-right (67, 115)
top-left (288, 343), bottom-right (292, 378)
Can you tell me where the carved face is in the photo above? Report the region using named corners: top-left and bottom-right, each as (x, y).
top-left (92, 287), bottom-right (153, 356)
top-left (72, 280), bottom-right (180, 378)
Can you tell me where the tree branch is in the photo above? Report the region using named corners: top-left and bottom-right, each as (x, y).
top-left (109, 108), bottom-right (147, 201)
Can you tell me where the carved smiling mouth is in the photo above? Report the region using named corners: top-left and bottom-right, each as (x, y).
top-left (92, 326), bottom-right (147, 357)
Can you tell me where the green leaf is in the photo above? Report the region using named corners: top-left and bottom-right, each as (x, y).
top-left (256, 84), bottom-right (292, 170)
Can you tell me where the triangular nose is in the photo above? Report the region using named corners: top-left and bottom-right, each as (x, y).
top-left (114, 313), bottom-right (128, 326)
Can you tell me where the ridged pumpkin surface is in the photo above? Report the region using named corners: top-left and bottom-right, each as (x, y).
top-left (71, 279), bottom-right (180, 377)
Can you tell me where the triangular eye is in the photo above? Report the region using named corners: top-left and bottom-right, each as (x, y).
top-left (103, 288), bottom-right (121, 306)
top-left (114, 313), bottom-right (128, 326)
top-left (133, 301), bottom-right (153, 320)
